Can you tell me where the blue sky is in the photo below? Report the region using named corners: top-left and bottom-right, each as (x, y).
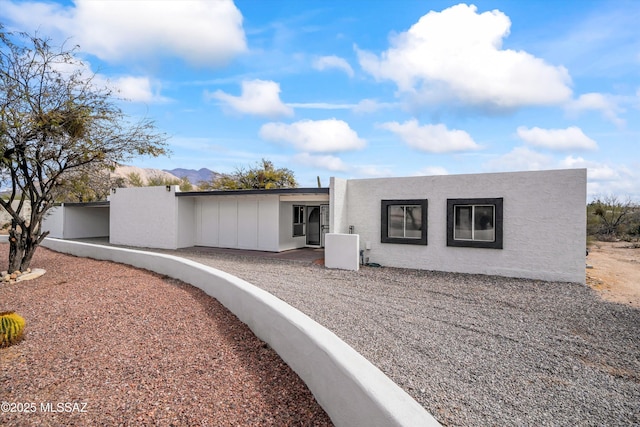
top-left (2, 0), bottom-right (639, 200)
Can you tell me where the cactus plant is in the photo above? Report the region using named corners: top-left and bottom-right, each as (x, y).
top-left (0, 311), bottom-right (25, 348)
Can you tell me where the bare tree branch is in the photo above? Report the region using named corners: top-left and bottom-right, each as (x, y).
top-left (1, 26), bottom-right (168, 271)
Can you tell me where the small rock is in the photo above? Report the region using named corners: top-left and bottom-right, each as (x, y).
top-left (15, 268), bottom-right (46, 282)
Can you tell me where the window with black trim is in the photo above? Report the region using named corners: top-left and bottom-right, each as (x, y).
top-left (381, 199), bottom-right (428, 245)
top-left (293, 205), bottom-right (305, 237)
top-left (447, 198), bottom-right (503, 249)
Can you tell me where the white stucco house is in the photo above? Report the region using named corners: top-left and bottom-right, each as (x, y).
top-left (43, 168), bottom-right (587, 283)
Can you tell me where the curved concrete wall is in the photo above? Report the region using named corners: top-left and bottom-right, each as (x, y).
top-left (40, 238), bottom-right (440, 427)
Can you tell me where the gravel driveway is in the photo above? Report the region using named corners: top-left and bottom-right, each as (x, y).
top-left (159, 247), bottom-right (639, 427)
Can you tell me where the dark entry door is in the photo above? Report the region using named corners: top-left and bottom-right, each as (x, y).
top-left (306, 206), bottom-right (321, 246)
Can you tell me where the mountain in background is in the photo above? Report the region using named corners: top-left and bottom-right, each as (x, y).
top-left (164, 168), bottom-right (220, 185)
top-left (112, 165), bottom-right (181, 185)
top-left (2, 166), bottom-right (221, 194)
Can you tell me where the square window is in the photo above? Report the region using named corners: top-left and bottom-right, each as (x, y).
top-left (447, 198), bottom-right (503, 249)
top-left (381, 200), bottom-right (428, 245)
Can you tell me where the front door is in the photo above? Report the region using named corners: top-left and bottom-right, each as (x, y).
top-left (306, 206), bottom-right (321, 246)
top-left (306, 205), bottom-right (329, 247)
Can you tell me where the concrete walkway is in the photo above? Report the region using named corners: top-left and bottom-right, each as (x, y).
top-left (72, 238), bottom-right (325, 263)
top-left (172, 245), bottom-right (325, 263)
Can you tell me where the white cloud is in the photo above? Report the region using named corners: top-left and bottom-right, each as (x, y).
top-left (560, 156), bottom-right (640, 200)
top-left (313, 55), bottom-right (354, 77)
top-left (561, 156), bottom-right (618, 181)
top-left (379, 120), bottom-right (480, 153)
top-left (565, 93), bottom-right (625, 126)
top-left (287, 102), bottom-right (356, 110)
top-left (47, 57), bottom-right (168, 104)
top-left (485, 150), bottom-right (640, 200)
top-left (354, 165), bottom-right (394, 178)
top-left (3, 0), bottom-right (247, 67)
top-left (414, 166), bottom-right (449, 176)
top-left (1, 1), bottom-right (73, 37)
top-left (352, 99), bottom-right (398, 114)
top-left (484, 146), bottom-right (555, 172)
top-left (259, 119), bottom-right (366, 153)
top-left (353, 99), bottom-right (381, 114)
top-left (210, 80), bottom-right (293, 118)
top-left (293, 153), bottom-right (348, 171)
top-left (357, 4), bottom-right (572, 109)
top-left (111, 76), bottom-right (169, 103)
top-left (516, 126), bottom-right (598, 151)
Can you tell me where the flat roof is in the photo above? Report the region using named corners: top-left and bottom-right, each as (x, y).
top-left (61, 201), bottom-right (110, 207)
top-left (176, 187), bottom-right (329, 197)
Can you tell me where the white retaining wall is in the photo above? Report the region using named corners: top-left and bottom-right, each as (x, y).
top-left (343, 169), bottom-right (586, 283)
top-left (40, 238), bottom-right (440, 427)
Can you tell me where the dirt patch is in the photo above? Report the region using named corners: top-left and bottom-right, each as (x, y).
top-left (587, 241), bottom-right (640, 308)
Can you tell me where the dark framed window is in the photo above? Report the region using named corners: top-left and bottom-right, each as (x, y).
top-left (381, 199), bottom-right (428, 245)
top-left (447, 198), bottom-right (503, 249)
top-left (293, 205), bottom-right (305, 237)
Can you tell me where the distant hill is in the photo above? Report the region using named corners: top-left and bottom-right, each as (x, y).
top-left (1, 165), bottom-right (220, 194)
top-left (164, 168), bottom-right (221, 185)
top-left (112, 165), bottom-right (180, 186)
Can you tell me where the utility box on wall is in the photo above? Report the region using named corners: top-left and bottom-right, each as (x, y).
top-left (325, 233), bottom-right (360, 271)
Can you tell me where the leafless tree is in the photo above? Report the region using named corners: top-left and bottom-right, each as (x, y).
top-left (0, 28), bottom-right (167, 272)
top-left (589, 194), bottom-right (634, 237)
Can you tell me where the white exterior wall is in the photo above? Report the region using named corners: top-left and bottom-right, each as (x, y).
top-left (278, 194), bottom-right (330, 251)
top-left (42, 206), bottom-right (64, 238)
top-left (219, 200), bottom-right (238, 247)
top-left (346, 169), bottom-right (586, 283)
top-left (110, 185), bottom-right (180, 249)
top-left (194, 195), bottom-right (280, 251)
top-left (279, 201), bottom-right (307, 251)
top-left (177, 197), bottom-right (195, 248)
top-left (238, 199), bottom-right (259, 249)
top-left (42, 205), bottom-right (109, 239)
top-left (62, 206), bottom-right (109, 238)
top-left (330, 177), bottom-right (348, 234)
top-left (195, 198), bottom-right (219, 246)
top-left (257, 197), bottom-right (280, 251)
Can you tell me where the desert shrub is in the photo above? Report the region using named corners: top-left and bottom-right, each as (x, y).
top-left (588, 195), bottom-right (640, 241)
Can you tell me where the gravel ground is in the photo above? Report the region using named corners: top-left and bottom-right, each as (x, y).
top-left (0, 246), bottom-right (332, 426)
top-left (161, 246), bottom-right (640, 427)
